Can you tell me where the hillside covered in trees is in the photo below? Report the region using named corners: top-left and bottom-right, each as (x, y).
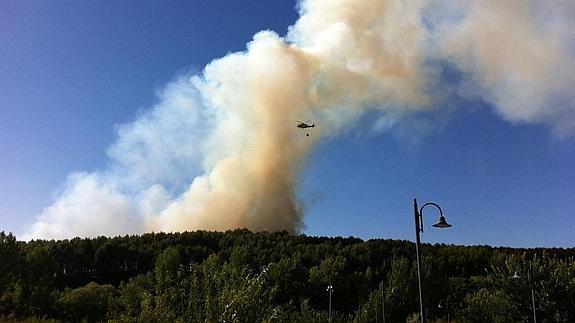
top-left (1, 229), bottom-right (574, 322)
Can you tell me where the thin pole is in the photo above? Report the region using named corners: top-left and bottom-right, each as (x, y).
top-left (328, 286), bottom-right (332, 323)
top-left (414, 198), bottom-right (424, 323)
top-left (329, 292), bottom-right (331, 323)
top-left (381, 282), bottom-right (386, 323)
top-left (447, 297), bottom-right (450, 323)
top-left (529, 262), bottom-right (537, 323)
top-left (531, 288), bottom-right (537, 323)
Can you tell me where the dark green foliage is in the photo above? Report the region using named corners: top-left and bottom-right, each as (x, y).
top-left (0, 230), bottom-right (573, 322)
top-left (385, 256), bottom-right (418, 321)
top-left (0, 232), bottom-right (21, 316)
top-left (57, 282), bottom-right (117, 322)
top-left (457, 288), bottom-right (520, 322)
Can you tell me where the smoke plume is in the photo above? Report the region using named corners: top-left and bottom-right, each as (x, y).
top-left (25, 0), bottom-right (575, 239)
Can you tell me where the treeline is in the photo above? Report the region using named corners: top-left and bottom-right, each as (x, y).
top-left (0, 229), bottom-right (574, 322)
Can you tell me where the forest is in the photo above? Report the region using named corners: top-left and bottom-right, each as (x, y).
top-left (0, 229), bottom-right (574, 322)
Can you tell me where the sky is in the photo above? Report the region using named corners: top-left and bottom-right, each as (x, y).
top-left (1, 0), bottom-right (574, 247)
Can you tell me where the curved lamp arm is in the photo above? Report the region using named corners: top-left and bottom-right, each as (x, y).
top-left (414, 200), bottom-right (450, 233)
top-left (420, 202), bottom-right (444, 218)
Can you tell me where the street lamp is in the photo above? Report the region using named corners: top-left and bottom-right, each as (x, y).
top-left (437, 296), bottom-right (450, 323)
top-left (512, 262), bottom-right (537, 323)
top-left (327, 284), bottom-right (334, 323)
top-left (377, 282), bottom-right (391, 323)
top-left (413, 198), bottom-right (452, 323)
top-left (380, 282), bottom-right (385, 323)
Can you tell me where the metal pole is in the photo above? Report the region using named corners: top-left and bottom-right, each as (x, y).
top-left (446, 296), bottom-right (450, 323)
top-left (329, 289), bottom-right (332, 323)
top-left (327, 284), bottom-right (333, 323)
top-left (414, 198), bottom-right (425, 323)
top-left (531, 287), bottom-right (537, 323)
top-left (529, 262), bottom-right (537, 323)
top-left (381, 282), bottom-right (386, 323)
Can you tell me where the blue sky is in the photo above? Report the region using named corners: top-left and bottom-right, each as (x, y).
top-left (1, 0), bottom-right (574, 247)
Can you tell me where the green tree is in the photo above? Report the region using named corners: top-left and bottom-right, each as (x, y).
top-left (457, 288), bottom-right (519, 322)
top-left (116, 273), bottom-right (155, 320)
top-left (386, 256), bottom-right (418, 321)
top-left (0, 232), bottom-right (21, 316)
top-left (154, 246), bottom-right (181, 289)
top-left (23, 242), bottom-right (58, 316)
top-left (57, 282), bottom-right (117, 322)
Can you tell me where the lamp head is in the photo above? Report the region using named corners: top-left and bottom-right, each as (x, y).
top-left (432, 215), bottom-right (452, 228)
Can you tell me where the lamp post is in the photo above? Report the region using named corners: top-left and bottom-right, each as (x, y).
top-left (376, 281), bottom-right (391, 323)
top-left (327, 284), bottom-right (334, 323)
top-left (381, 282), bottom-right (385, 323)
top-left (413, 198), bottom-right (452, 323)
top-left (437, 296), bottom-right (450, 323)
top-left (512, 262), bottom-right (537, 323)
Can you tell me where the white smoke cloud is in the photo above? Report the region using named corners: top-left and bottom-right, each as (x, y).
top-left (429, 0), bottom-right (575, 134)
top-left (25, 0), bottom-right (575, 240)
top-left (25, 173), bottom-right (138, 239)
top-left (108, 77), bottom-right (208, 192)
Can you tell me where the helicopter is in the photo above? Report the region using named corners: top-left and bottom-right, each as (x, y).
top-left (295, 121), bottom-right (315, 137)
top-left (296, 121), bottom-right (315, 129)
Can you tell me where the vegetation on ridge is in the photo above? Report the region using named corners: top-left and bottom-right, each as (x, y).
top-left (1, 229), bottom-right (574, 322)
